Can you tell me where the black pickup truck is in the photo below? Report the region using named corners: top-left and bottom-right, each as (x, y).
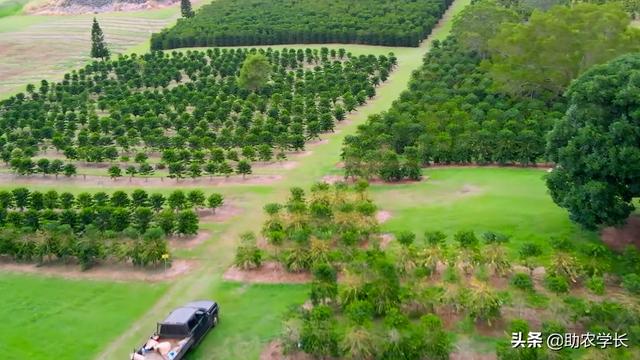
top-left (130, 300), bottom-right (219, 360)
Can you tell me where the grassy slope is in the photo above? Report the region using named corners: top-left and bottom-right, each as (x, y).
top-left (372, 168), bottom-right (599, 262)
top-left (0, 273), bottom-right (167, 359)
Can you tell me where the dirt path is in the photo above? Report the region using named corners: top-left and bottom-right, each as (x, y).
top-left (0, 173), bottom-right (282, 188)
top-left (95, 1), bottom-right (470, 358)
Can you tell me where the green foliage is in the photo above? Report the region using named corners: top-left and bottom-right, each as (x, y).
top-left (343, 35), bottom-right (560, 179)
top-left (518, 242), bottom-right (542, 259)
top-left (238, 53), bottom-right (271, 91)
top-left (180, 0), bottom-right (194, 18)
top-left (452, 0), bottom-right (520, 57)
top-left (585, 275), bottom-right (605, 295)
top-left (453, 230), bottom-right (479, 248)
top-left (234, 231), bottom-right (263, 270)
top-left (151, 0), bottom-right (452, 49)
top-left (544, 274), bottom-right (569, 294)
top-left (395, 231), bottom-right (416, 247)
top-left (546, 53), bottom-right (640, 229)
top-left (622, 273), bottom-right (640, 294)
top-left (510, 272), bottom-right (534, 291)
top-left (300, 305), bottom-right (340, 358)
top-left (487, 3), bottom-right (640, 98)
top-left (90, 18), bottom-right (110, 60)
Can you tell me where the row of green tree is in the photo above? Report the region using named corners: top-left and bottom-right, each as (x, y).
top-left (0, 188), bottom-right (223, 213)
top-left (150, 0), bottom-right (453, 50)
top-left (341, 1), bottom-right (640, 182)
top-left (0, 48), bottom-right (393, 173)
top-left (0, 224), bottom-right (169, 270)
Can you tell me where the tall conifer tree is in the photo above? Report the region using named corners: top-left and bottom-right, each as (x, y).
top-left (90, 18), bottom-right (110, 60)
top-left (181, 0), bottom-right (194, 18)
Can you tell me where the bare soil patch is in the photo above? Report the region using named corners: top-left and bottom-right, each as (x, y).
top-left (321, 175), bottom-right (346, 184)
top-left (198, 203), bottom-right (242, 223)
top-left (223, 261), bottom-right (311, 284)
top-left (601, 215), bottom-right (640, 251)
top-left (376, 210), bottom-right (392, 224)
top-left (0, 258), bottom-right (194, 282)
top-left (0, 173), bottom-right (282, 188)
top-left (260, 341), bottom-right (313, 360)
top-left (457, 184), bottom-right (482, 196)
top-left (169, 231), bottom-right (211, 250)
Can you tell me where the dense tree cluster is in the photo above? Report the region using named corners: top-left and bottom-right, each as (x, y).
top-left (546, 54), bottom-right (640, 229)
top-left (0, 188), bottom-right (222, 269)
top-left (342, 36), bottom-right (563, 181)
top-left (0, 225), bottom-right (169, 270)
top-left (0, 48), bottom-right (394, 178)
top-left (341, 1), bottom-right (639, 181)
top-left (486, 3), bottom-right (640, 98)
top-left (235, 181), bottom-right (379, 271)
top-left (150, 0), bottom-right (453, 50)
top-left (0, 188), bottom-right (209, 236)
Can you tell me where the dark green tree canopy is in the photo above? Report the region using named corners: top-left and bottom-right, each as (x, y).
top-left (452, 0), bottom-right (520, 57)
top-left (486, 3), bottom-right (640, 98)
top-left (181, 0), bottom-right (195, 18)
top-left (151, 0), bottom-right (452, 49)
top-left (546, 53), bottom-right (640, 229)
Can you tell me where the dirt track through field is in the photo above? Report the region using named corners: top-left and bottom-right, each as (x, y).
top-left (90, 1), bottom-right (470, 358)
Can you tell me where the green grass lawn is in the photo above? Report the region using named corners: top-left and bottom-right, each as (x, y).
top-left (189, 282), bottom-right (309, 360)
top-left (0, 273), bottom-right (167, 359)
top-left (372, 167), bottom-right (599, 263)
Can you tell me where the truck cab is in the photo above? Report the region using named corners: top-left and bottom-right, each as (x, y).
top-left (131, 300), bottom-right (219, 360)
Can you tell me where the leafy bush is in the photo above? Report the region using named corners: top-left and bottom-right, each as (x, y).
top-left (519, 243), bottom-right (543, 259)
top-left (544, 274), bottom-right (569, 293)
top-left (585, 275), bottom-right (605, 295)
top-left (510, 272), bottom-right (534, 291)
top-left (622, 273), bottom-right (640, 294)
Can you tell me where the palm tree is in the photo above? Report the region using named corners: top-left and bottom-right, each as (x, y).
top-left (484, 243), bottom-right (511, 277)
top-left (341, 326), bottom-right (378, 360)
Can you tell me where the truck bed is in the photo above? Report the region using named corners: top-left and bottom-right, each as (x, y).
top-left (135, 336), bottom-right (191, 360)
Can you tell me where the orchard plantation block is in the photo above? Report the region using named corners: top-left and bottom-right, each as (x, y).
top-left (0, 48), bottom-right (395, 179)
top-left (150, 0), bottom-right (453, 49)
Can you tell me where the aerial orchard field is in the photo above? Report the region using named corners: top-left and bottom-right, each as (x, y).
top-left (150, 0), bottom-right (453, 50)
top-left (0, 47), bottom-right (396, 179)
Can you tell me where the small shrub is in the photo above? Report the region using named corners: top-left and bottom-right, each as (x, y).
top-left (425, 230), bottom-right (446, 245)
top-left (519, 243), bottom-right (542, 259)
top-left (396, 231), bottom-right (415, 247)
top-left (510, 272), bottom-right (534, 291)
top-left (345, 300), bottom-right (374, 325)
top-left (453, 230), bottom-right (479, 248)
top-left (622, 273), bottom-right (640, 294)
top-left (482, 231), bottom-right (510, 244)
top-left (586, 275), bottom-right (605, 295)
top-left (544, 274), bottom-right (569, 293)
top-left (549, 237), bottom-right (572, 251)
